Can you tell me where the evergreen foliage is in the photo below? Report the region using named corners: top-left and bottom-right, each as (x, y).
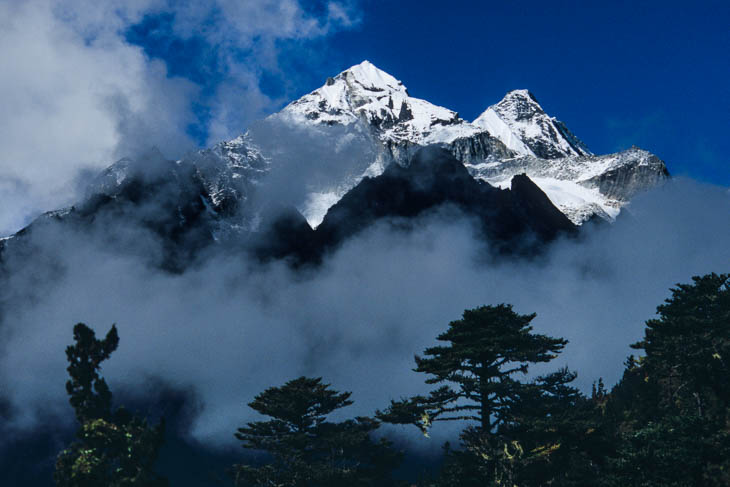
top-left (64, 323), bottom-right (119, 423)
top-left (601, 273), bottom-right (730, 486)
top-left (378, 304), bottom-right (596, 485)
top-left (633, 272), bottom-right (730, 420)
top-left (379, 304), bottom-right (568, 432)
top-left (232, 376), bottom-right (401, 487)
top-left (54, 323), bottom-right (167, 487)
top-left (502, 368), bottom-right (607, 486)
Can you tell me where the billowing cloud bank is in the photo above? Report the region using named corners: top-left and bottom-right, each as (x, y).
top-left (0, 0), bottom-right (357, 235)
top-left (1, 178), bottom-right (728, 449)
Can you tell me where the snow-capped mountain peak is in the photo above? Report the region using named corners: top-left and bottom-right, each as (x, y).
top-left (265, 62), bottom-right (666, 226)
top-left (493, 89), bottom-right (544, 121)
top-left (474, 89), bottom-right (592, 159)
top-left (74, 61), bottom-right (668, 235)
top-left (339, 60), bottom-right (408, 97)
top-left (278, 61), bottom-right (469, 146)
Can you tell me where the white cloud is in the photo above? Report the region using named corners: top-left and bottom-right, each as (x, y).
top-left (0, 0), bottom-right (194, 234)
top-left (0, 0), bottom-right (360, 235)
top-left (166, 0), bottom-right (360, 144)
top-left (0, 179), bottom-right (728, 445)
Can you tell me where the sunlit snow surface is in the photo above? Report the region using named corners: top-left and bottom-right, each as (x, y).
top-left (473, 108), bottom-right (536, 156)
top-left (477, 89), bottom-right (593, 159)
top-left (271, 61), bottom-right (663, 226)
top-left (87, 61), bottom-right (667, 229)
top-left (280, 60), bottom-right (471, 145)
top-left (488, 176), bottom-right (619, 223)
top-left (302, 191), bottom-right (343, 228)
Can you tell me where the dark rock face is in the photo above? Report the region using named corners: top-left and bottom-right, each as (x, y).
top-left (382, 138), bottom-right (422, 166)
top-left (383, 131), bottom-right (514, 168)
top-left (509, 173), bottom-right (578, 233)
top-left (223, 147), bottom-right (578, 265)
top-left (81, 173), bottom-right (216, 272)
top-left (583, 152), bottom-right (670, 201)
top-left (310, 147), bottom-right (575, 258)
top-left (397, 100), bottom-right (414, 122)
top-left (0, 148), bottom-right (577, 271)
top-left (553, 119), bottom-right (590, 158)
top-left (250, 204), bottom-right (317, 263)
top-left (527, 127), bottom-right (576, 159)
top-left (1, 152), bottom-right (221, 273)
top-left (447, 132), bottom-right (515, 164)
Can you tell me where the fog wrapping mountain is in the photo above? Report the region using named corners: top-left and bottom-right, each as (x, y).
top-left (0, 61), bottom-right (669, 266)
top-left (275, 61), bottom-right (668, 225)
top-left (310, 147), bottom-right (577, 257)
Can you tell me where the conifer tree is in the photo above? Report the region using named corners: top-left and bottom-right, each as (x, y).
top-left (54, 323), bottom-right (167, 487)
top-left (232, 376), bottom-right (401, 487)
top-left (379, 304), bottom-right (567, 433)
top-left (632, 272), bottom-right (730, 420)
top-left (64, 322), bottom-right (119, 423)
top-left (603, 273), bottom-right (730, 486)
top-left (507, 368), bottom-right (607, 486)
top-left (378, 304), bottom-right (585, 486)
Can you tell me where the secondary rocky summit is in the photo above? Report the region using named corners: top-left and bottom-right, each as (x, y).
top-left (81, 60), bottom-right (667, 231)
top-left (275, 61), bottom-right (668, 225)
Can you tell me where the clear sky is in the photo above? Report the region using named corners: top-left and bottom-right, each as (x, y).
top-left (126, 0), bottom-right (729, 186)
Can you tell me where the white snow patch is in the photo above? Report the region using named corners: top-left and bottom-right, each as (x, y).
top-left (480, 90), bottom-right (592, 158)
top-left (473, 108), bottom-right (535, 156)
top-left (485, 176), bottom-right (620, 224)
top-left (346, 60), bottom-right (405, 92)
top-left (300, 191), bottom-right (343, 228)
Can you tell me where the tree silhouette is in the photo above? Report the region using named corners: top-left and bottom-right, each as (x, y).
top-left (604, 273), bottom-right (730, 486)
top-left (379, 304), bottom-right (582, 485)
top-left (233, 376), bottom-right (400, 486)
top-left (54, 323), bottom-right (167, 487)
top-left (64, 323), bottom-right (118, 422)
top-left (379, 304), bottom-right (567, 433)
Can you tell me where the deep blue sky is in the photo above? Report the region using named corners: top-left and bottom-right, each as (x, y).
top-left (128, 0), bottom-right (729, 185)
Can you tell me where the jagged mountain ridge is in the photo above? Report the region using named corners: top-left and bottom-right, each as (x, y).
top-left (473, 89), bottom-right (592, 159)
top-left (76, 60), bottom-right (668, 230)
top-left (311, 147), bottom-right (577, 258)
top-left (256, 146), bottom-right (580, 263)
top-left (278, 62), bottom-right (592, 162)
top-left (467, 146), bottom-right (668, 222)
top-left (274, 61), bottom-right (668, 225)
top-left (4, 149), bottom-right (220, 271)
top-left (0, 60), bottom-right (670, 266)
top-left (0, 147), bottom-right (576, 271)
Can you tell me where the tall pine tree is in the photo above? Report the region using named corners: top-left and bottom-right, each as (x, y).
top-left (379, 304), bottom-right (568, 432)
top-left (378, 304), bottom-right (579, 485)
